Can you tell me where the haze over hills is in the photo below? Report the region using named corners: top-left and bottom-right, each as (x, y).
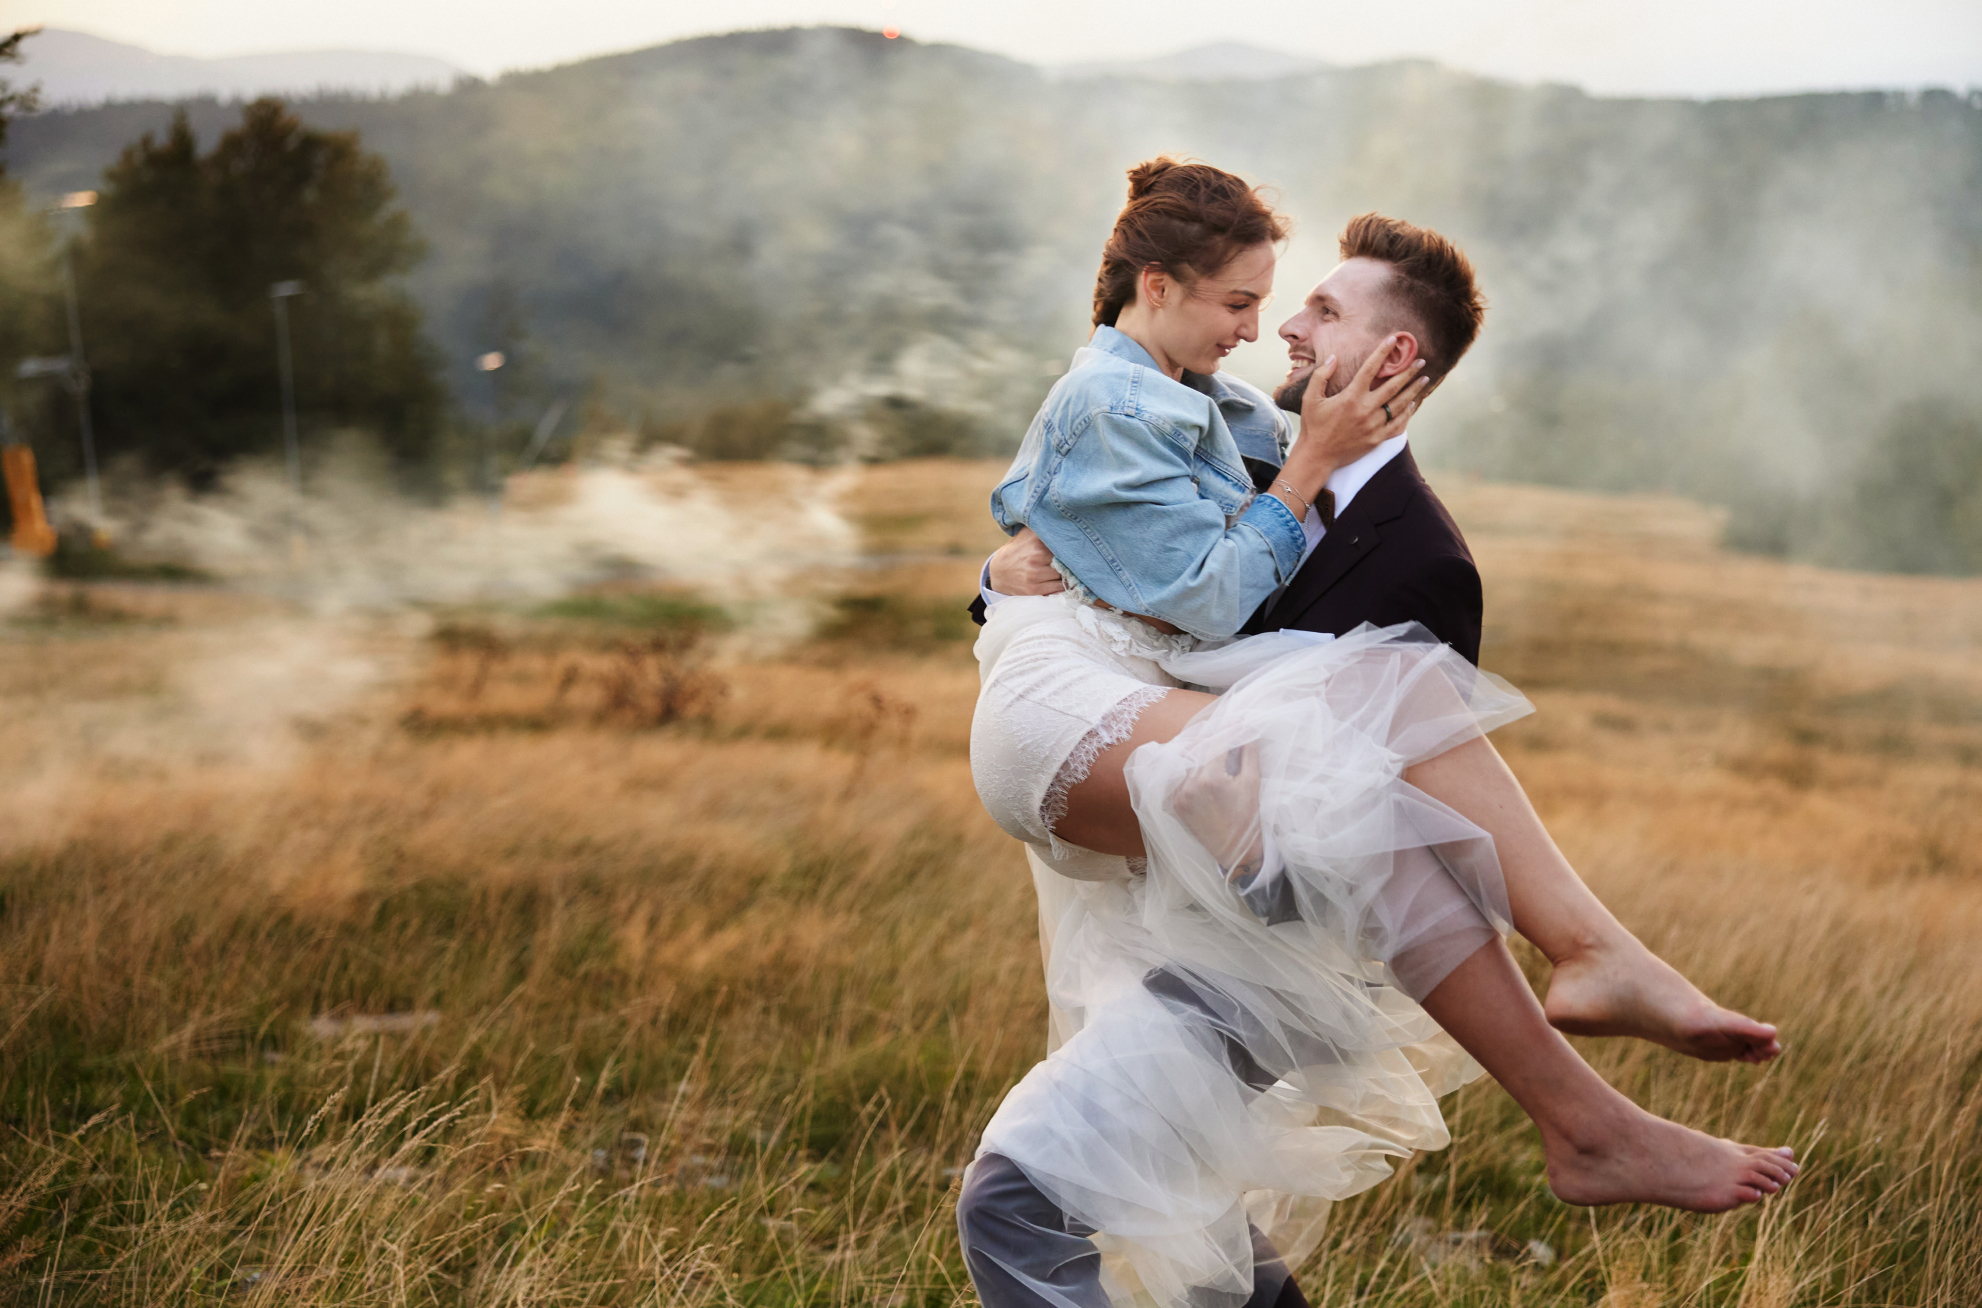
top-left (1051, 42), bottom-right (1328, 82)
top-left (10, 27), bottom-right (464, 105)
top-left (4, 26), bottom-right (1981, 572)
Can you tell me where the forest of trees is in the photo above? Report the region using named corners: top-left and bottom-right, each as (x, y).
top-left (1, 47), bottom-right (445, 497)
top-left (3, 26), bottom-right (1980, 572)
top-left (74, 100), bottom-right (442, 486)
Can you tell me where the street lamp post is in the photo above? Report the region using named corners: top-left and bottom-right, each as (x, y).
top-left (269, 280), bottom-right (306, 550)
top-left (474, 350), bottom-right (505, 515)
top-left (56, 191), bottom-right (101, 525)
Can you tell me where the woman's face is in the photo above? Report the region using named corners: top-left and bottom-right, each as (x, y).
top-left (1136, 241), bottom-right (1276, 377)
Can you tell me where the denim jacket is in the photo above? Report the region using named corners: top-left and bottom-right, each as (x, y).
top-left (989, 326), bottom-right (1306, 640)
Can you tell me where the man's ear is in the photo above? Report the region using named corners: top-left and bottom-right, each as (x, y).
top-left (1375, 332), bottom-right (1421, 379)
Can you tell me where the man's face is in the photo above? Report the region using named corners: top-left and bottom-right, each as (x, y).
top-left (1273, 257), bottom-right (1399, 411)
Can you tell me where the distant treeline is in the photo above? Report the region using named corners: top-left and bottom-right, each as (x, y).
top-left (4, 27), bottom-right (1981, 574)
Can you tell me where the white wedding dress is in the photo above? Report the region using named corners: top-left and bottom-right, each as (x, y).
top-left (968, 593), bottom-right (1532, 1307)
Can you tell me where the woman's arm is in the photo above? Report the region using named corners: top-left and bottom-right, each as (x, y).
top-left (1016, 407), bottom-right (1302, 637)
top-left (1021, 349), bottom-right (1429, 638)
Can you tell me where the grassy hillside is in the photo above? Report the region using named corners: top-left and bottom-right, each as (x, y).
top-left (1, 459), bottom-right (1978, 1302)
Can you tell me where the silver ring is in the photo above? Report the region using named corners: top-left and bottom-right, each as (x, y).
top-left (1382, 402), bottom-right (1393, 422)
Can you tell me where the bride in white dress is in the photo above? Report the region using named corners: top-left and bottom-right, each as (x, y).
top-left (958, 159), bottom-right (1797, 1308)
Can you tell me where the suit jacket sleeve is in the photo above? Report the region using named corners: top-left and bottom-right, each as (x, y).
top-left (1387, 553), bottom-right (1484, 666)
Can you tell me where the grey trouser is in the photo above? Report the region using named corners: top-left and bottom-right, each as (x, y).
top-left (957, 1152), bottom-right (1310, 1308)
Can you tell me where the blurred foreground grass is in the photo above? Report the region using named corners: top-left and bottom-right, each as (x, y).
top-left (2, 460), bottom-right (1979, 1305)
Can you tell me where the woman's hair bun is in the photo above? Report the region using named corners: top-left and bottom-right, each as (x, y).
top-left (1091, 157), bottom-right (1290, 328)
top-left (1125, 156), bottom-right (1183, 200)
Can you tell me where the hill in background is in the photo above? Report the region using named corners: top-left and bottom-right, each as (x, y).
top-left (5, 26), bottom-right (1981, 572)
top-left (13, 28), bottom-right (464, 105)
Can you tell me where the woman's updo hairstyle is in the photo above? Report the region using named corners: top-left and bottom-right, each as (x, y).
top-left (1092, 157), bottom-right (1291, 327)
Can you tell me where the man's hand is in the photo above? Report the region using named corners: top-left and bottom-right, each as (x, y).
top-left (1173, 743), bottom-right (1268, 883)
top-left (988, 527), bottom-right (1065, 597)
top-left (1282, 337), bottom-right (1428, 487)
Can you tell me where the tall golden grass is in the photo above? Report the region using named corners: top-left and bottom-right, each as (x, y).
top-left (1, 459), bottom-right (1977, 1305)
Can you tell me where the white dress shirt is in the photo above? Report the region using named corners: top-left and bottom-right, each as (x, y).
top-left (1294, 431), bottom-right (1409, 563)
top-left (982, 434), bottom-right (1410, 609)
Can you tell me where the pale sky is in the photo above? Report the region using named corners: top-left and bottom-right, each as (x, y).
top-left (3, 0), bottom-right (1978, 98)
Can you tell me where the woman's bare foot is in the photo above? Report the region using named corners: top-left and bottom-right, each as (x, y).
top-left (1544, 935), bottom-right (1782, 1064)
top-left (1543, 1101), bottom-right (1798, 1211)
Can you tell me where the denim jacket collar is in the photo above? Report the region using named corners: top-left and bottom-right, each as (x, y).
top-left (1088, 325), bottom-right (1286, 467)
top-left (1088, 324), bottom-right (1160, 372)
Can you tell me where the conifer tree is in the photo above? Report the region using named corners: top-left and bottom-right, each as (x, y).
top-left (0, 29), bottom-right (59, 432)
top-left (77, 99), bottom-right (444, 485)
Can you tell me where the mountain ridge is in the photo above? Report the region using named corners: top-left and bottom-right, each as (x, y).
top-left (9, 27), bottom-right (465, 106)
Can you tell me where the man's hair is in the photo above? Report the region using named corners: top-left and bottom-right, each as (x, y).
top-left (1338, 213), bottom-right (1485, 381)
top-left (1091, 157), bottom-right (1291, 327)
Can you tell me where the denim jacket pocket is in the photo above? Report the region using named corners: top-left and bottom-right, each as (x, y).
top-left (1189, 446), bottom-right (1254, 517)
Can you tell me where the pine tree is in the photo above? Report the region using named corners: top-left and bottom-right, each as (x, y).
top-left (0, 29), bottom-right (60, 440)
top-left (76, 99), bottom-right (444, 485)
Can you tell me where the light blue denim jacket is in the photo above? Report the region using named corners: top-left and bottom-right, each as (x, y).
top-left (989, 326), bottom-right (1306, 640)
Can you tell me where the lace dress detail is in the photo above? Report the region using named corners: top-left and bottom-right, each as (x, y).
top-left (1067, 596), bottom-right (1200, 663)
top-left (968, 593), bottom-right (1193, 862)
top-left (1039, 685), bottom-right (1171, 854)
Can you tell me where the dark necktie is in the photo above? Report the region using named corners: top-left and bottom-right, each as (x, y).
top-left (1317, 487), bottom-right (1337, 529)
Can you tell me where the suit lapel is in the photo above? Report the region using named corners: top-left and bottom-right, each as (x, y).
top-left (1265, 449), bottom-right (1424, 630)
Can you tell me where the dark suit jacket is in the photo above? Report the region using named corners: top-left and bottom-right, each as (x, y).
top-left (1241, 448), bottom-right (1481, 665)
top-left (968, 448), bottom-right (1480, 665)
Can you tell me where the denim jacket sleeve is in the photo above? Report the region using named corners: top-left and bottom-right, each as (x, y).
top-left (1034, 407), bottom-right (1308, 640)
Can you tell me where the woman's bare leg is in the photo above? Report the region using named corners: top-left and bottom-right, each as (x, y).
top-left (1049, 689), bottom-right (1216, 857)
top-left (1054, 689), bottom-right (1797, 1212)
top-left (1404, 737), bottom-right (1782, 1064)
top-left (1057, 693), bottom-right (1780, 1065)
top-left (1420, 937), bottom-right (1796, 1211)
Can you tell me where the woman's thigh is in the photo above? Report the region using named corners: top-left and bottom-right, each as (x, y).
top-left (1052, 688), bottom-right (1218, 857)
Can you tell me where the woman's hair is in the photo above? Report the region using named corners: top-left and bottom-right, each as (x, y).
top-left (1091, 157), bottom-right (1291, 327)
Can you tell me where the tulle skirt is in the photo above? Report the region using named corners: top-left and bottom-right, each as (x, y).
top-left (967, 595), bottom-right (1533, 1307)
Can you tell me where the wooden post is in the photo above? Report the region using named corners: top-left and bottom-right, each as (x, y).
top-left (2, 443), bottom-right (59, 558)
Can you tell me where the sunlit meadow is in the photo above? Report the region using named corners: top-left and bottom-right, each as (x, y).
top-left (2, 459), bottom-right (1978, 1305)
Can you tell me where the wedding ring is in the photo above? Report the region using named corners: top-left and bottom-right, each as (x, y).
top-left (1382, 402), bottom-right (1393, 421)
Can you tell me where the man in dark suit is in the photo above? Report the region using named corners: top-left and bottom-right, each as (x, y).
top-left (1236, 443), bottom-right (1480, 660)
top-left (975, 212), bottom-right (1487, 670)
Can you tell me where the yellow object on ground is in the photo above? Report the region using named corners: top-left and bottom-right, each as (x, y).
top-left (2, 443), bottom-right (58, 557)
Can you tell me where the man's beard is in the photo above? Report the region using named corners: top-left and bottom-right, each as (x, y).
top-left (1272, 372), bottom-right (1310, 414)
top-left (1273, 359), bottom-right (1348, 414)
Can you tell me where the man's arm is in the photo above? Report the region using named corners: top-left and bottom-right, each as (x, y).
top-left (967, 527), bottom-right (1065, 626)
top-left (1382, 552), bottom-right (1484, 666)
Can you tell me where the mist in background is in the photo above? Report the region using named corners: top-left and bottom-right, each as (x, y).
top-left (20, 0), bottom-right (1982, 99)
top-left (3, 25), bottom-right (1981, 574)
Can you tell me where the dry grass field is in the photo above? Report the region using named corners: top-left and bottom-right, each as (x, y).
top-left (2, 458), bottom-right (1979, 1305)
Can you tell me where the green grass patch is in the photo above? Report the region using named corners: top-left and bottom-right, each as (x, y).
top-left (815, 593), bottom-right (974, 652)
top-left (531, 592), bottom-right (734, 632)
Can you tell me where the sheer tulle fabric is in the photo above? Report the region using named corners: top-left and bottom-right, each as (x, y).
top-left (969, 600), bottom-right (1533, 1307)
